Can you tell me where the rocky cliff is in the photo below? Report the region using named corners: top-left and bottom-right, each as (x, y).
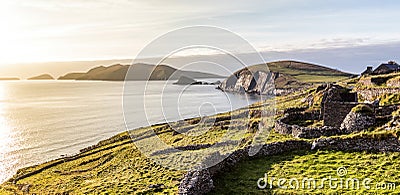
top-left (216, 60), bottom-right (352, 95)
top-left (217, 66), bottom-right (309, 95)
top-left (218, 68), bottom-right (278, 95)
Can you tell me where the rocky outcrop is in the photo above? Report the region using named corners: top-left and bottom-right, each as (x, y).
top-left (173, 76), bottom-right (220, 85)
top-left (340, 111), bottom-right (375, 133)
top-left (218, 69), bottom-right (277, 95)
top-left (174, 76), bottom-right (198, 85)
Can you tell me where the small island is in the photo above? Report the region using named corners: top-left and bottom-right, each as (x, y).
top-left (0, 77), bottom-right (20, 80)
top-left (28, 74), bottom-right (54, 80)
top-left (174, 75), bottom-right (222, 85)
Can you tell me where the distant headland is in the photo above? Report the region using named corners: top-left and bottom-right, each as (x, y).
top-left (0, 77), bottom-right (20, 81)
top-left (28, 74), bottom-right (54, 80)
top-left (57, 63), bottom-right (223, 81)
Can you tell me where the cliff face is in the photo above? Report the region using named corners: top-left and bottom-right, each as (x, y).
top-left (218, 68), bottom-right (278, 95)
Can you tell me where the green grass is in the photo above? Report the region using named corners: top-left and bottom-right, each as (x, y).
top-left (249, 60), bottom-right (353, 85)
top-left (351, 104), bottom-right (374, 115)
top-left (380, 93), bottom-right (400, 106)
top-left (293, 74), bottom-right (349, 83)
top-left (211, 150), bottom-right (400, 194)
top-left (7, 132), bottom-right (185, 194)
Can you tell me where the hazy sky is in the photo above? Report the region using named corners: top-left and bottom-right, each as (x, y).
top-left (1, 0), bottom-right (400, 73)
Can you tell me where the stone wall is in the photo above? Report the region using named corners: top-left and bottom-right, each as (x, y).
top-left (387, 77), bottom-right (400, 87)
top-left (323, 101), bottom-right (360, 128)
top-left (312, 135), bottom-right (400, 152)
top-left (375, 104), bottom-right (400, 117)
top-left (358, 88), bottom-right (400, 101)
top-left (277, 104), bottom-right (399, 139)
top-left (358, 77), bottom-right (373, 86)
top-left (274, 110), bottom-right (344, 138)
top-left (178, 134), bottom-right (400, 195)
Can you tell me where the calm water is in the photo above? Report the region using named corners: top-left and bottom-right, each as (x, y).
top-left (0, 80), bottom-right (258, 183)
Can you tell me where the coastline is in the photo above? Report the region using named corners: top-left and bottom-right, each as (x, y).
top-left (0, 99), bottom-right (269, 194)
top-left (2, 83), bottom-right (400, 194)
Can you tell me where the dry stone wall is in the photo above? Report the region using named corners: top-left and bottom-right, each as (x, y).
top-left (323, 102), bottom-right (360, 127)
top-left (179, 134), bottom-right (400, 195)
top-left (312, 135), bottom-right (400, 152)
top-left (275, 110), bottom-right (344, 138)
top-left (358, 88), bottom-right (400, 101)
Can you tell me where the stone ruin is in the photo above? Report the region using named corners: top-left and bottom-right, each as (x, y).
top-left (320, 84), bottom-right (358, 127)
top-left (177, 84), bottom-right (400, 195)
top-left (275, 84), bottom-right (391, 138)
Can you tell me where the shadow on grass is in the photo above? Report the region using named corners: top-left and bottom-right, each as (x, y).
top-left (209, 149), bottom-right (400, 194)
top-left (209, 150), bottom-right (307, 195)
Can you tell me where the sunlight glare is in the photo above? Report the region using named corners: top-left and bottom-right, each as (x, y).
top-left (0, 2), bottom-right (37, 65)
top-left (0, 82), bottom-right (12, 151)
top-left (0, 82), bottom-right (14, 183)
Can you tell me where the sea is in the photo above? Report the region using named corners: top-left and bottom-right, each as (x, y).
top-left (0, 80), bottom-right (259, 183)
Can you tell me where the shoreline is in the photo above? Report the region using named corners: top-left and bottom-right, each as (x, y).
top-left (1, 99), bottom-right (260, 185)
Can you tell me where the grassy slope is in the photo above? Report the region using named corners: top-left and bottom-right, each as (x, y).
top-left (250, 60), bottom-right (353, 84)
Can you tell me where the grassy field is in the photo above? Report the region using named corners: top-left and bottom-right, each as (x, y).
top-left (2, 73), bottom-right (400, 194)
top-left (262, 60), bottom-right (353, 83)
top-left (211, 150), bottom-right (400, 194)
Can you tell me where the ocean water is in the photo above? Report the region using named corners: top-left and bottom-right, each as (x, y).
top-left (0, 80), bottom-right (259, 183)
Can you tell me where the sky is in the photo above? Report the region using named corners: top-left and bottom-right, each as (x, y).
top-left (1, 0), bottom-right (400, 75)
